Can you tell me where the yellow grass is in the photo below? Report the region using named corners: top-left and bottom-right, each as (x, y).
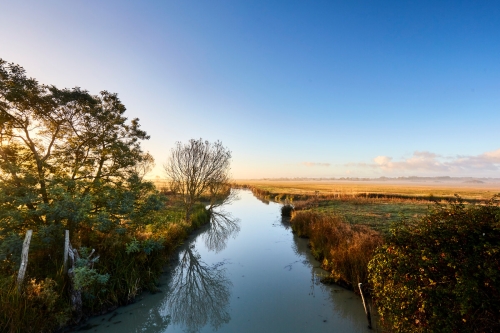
top-left (232, 179), bottom-right (500, 200)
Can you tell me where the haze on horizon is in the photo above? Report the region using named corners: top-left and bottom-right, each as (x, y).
top-left (1, 1), bottom-right (499, 179)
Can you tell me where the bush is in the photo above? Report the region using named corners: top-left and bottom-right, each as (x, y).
top-left (281, 204), bottom-right (294, 217)
top-left (368, 196), bottom-right (500, 332)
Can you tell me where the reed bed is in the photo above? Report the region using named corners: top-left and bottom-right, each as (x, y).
top-left (290, 211), bottom-right (383, 291)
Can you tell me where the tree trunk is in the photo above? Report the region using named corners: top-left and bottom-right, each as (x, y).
top-left (63, 230), bottom-right (69, 272)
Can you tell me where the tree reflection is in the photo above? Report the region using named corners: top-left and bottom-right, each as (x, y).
top-left (159, 193), bottom-right (240, 332)
top-left (203, 209), bottom-right (240, 253)
top-left (162, 243), bottom-right (232, 332)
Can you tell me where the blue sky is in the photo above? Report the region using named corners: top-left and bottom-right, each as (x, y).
top-left (1, 1), bottom-right (499, 178)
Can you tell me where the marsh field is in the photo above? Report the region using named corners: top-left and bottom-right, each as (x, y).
top-left (230, 179), bottom-right (500, 233)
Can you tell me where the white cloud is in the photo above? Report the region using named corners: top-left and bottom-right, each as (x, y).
top-left (302, 162), bottom-right (331, 167)
top-left (349, 148), bottom-right (500, 175)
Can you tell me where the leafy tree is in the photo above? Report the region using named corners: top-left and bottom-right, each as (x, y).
top-left (368, 196), bottom-right (500, 333)
top-left (0, 58), bottom-right (161, 274)
top-left (164, 139), bottom-right (231, 220)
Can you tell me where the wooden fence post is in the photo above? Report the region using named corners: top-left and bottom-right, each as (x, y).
top-left (63, 230), bottom-right (69, 272)
top-left (67, 244), bottom-right (83, 321)
top-left (17, 230), bottom-right (33, 291)
top-left (358, 283), bottom-right (372, 329)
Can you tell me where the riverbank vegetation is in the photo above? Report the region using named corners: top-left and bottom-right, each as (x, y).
top-left (290, 211), bottom-right (383, 289)
top-left (0, 60), bottom-right (216, 332)
top-left (0, 197), bottom-right (210, 333)
top-left (369, 196), bottom-right (500, 332)
top-left (238, 181), bottom-right (500, 332)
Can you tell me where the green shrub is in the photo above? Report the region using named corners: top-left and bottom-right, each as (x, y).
top-left (368, 196), bottom-right (500, 332)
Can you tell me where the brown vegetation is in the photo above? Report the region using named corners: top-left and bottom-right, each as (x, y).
top-left (290, 211), bottom-right (383, 291)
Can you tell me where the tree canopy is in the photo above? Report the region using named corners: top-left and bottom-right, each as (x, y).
top-left (164, 138), bottom-right (232, 220)
top-left (0, 59), bottom-right (160, 271)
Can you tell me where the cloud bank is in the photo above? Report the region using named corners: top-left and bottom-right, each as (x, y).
top-left (349, 149), bottom-right (500, 175)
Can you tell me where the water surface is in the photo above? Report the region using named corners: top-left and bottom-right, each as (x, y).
top-left (80, 190), bottom-right (373, 332)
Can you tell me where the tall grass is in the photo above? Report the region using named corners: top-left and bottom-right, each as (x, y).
top-left (290, 211), bottom-right (383, 291)
top-left (0, 275), bottom-right (72, 333)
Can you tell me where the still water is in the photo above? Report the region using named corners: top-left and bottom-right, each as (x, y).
top-left (80, 190), bottom-right (373, 332)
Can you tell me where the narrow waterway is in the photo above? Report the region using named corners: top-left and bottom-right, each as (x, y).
top-left (78, 190), bottom-right (374, 332)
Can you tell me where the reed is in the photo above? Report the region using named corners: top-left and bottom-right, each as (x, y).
top-left (290, 211), bottom-right (383, 291)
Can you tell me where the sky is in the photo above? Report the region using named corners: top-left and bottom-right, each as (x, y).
top-left (1, 1), bottom-right (499, 179)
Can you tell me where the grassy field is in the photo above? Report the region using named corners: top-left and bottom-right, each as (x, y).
top-left (233, 179), bottom-right (500, 233)
top-left (232, 179), bottom-right (500, 200)
top-left (310, 199), bottom-right (429, 232)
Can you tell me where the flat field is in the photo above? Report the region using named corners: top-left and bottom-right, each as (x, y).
top-left (233, 179), bottom-right (500, 233)
top-left (233, 179), bottom-right (500, 200)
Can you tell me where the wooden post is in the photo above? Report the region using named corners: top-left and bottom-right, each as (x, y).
top-left (358, 283), bottom-right (372, 329)
top-left (67, 244), bottom-right (83, 321)
top-left (63, 230), bottom-right (69, 272)
top-left (17, 230), bottom-right (33, 291)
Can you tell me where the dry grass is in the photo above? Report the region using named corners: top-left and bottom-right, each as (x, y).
top-left (233, 179), bottom-right (500, 200)
top-left (291, 211), bottom-right (383, 290)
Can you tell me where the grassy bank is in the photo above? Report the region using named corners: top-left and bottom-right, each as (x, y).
top-left (290, 210), bottom-right (383, 290)
top-left (0, 194), bottom-right (210, 333)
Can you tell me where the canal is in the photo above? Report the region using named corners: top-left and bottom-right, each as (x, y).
top-left (79, 190), bottom-right (374, 332)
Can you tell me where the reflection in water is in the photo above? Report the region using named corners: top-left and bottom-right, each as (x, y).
top-left (161, 243), bottom-right (232, 333)
top-left (203, 209), bottom-right (240, 253)
top-left (280, 216), bottom-right (291, 230)
top-left (158, 205), bottom-right (239, 332)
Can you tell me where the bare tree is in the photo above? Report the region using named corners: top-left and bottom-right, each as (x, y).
top-left (164, 139), bottom-right (231, 220)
